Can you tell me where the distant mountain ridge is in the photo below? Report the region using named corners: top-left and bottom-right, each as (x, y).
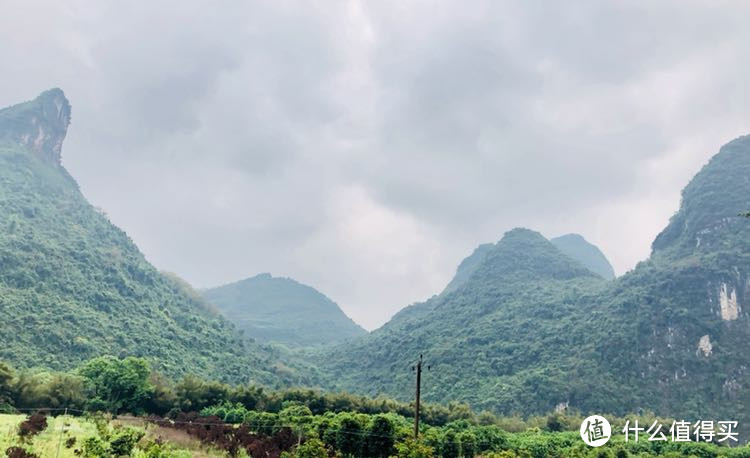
top-left (0, 89), bottom-right (286, 385)
top-left (315, 134), bottom-right (750, 431)
top-left (440, 231), bottom-right (613, 299)
top-left (316, 227), bottom-right (609, 412)
top-left (204, 273), bottom-right (366, 348)
top-left (550, 233), bottom-right (615, 279)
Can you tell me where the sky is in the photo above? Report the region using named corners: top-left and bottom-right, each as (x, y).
top-left (2, 1), bottom-right (750, 330)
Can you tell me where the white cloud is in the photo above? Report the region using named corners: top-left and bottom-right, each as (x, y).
top-left (1, 0), bottom-right (749, 328)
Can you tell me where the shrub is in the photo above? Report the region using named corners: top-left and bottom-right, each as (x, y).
top-left (292, 438), bottom-right (328, 458)
top-left (108, 427), bottom-right (145, 456)
top-left (17, 413), bottom-right (47, 440)
top-left (394, 439), bottom-right (434, 458)
top-left (5, 447), bottom-right (39, 458)
top-left (80, 437), bottom-right (107, 458)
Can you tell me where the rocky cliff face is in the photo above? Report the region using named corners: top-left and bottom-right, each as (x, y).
top-left (0, 88), bottom-right (71, 164)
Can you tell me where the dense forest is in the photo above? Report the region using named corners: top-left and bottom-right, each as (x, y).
top-left (314, 134), bottom-right (750, 435)
top-left (2, 88), bottom-right (750, 456)
top-left (0, 89), bottom-right (315, 387)
top-left (1, 356), bottom-right (749, 457)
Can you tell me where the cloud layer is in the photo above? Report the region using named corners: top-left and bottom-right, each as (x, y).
top-left (2, 1), bottom-right (749, 329)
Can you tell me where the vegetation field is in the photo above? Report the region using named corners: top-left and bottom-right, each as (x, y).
top-left (3, 409), bottom-right (750, 457)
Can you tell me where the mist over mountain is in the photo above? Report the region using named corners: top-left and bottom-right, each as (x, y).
top-left (314, 134), bottom-right (750, 428)
top-left (317, 227), bottom-right (610, 413)
top-left (4, 88), bottom-right (750, 442)
top-left (0, 90), bottom-right (285, 385)
top-left (442, 233), bottom-right (614, 296)
top-left (203, 273), bottom-right (366, 348)
top-left (550, 233), bottom-right (616, 279)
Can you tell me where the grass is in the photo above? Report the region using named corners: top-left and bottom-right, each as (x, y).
top-left (0, 413), bottom-right (97, 457)
top-left (0, 413), bottom-right (229, 457)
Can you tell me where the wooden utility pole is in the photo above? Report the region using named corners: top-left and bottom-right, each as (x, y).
top-left (413, 354), bottom-right (429, 439)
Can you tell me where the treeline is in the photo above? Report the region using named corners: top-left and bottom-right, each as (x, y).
top-left (3, 356), bottom-right (750, 457)
top-left (0, 355), bottom-right (479, 427)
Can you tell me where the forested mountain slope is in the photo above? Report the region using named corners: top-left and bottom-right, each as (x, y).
top-left (316, 134), bottom-right (750, 426)
top-left (204, 273), bottom-right (366, 348)
top-left (0, 89), bottom-right (285, 385)
top-left (317, 228), bottom-right (612, 413)
top-left (592, 134), bottom-right (750, 422)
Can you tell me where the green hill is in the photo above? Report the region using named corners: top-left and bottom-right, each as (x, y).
top-left (0, 89), bottom-right (283, 385)
top-left (315, 134), bottom-right (750, 426)
top-left (316, 228), bottom-right (610, 413)
top-left (550, 233), bottom-right (615, 279)
top-left (203, 273), bottom-right (366, 348)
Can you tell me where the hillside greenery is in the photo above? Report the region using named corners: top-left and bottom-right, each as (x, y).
top-left (314, 134), bottom-right (750, 438)
top-left (316, 229), bottom-right (614, 414)
top-left (2, 357), bottom-right (749, 457)
top-left (0, 90), bottom-right (297, 386)
top-left (203, 274), bottom-right (366, 348)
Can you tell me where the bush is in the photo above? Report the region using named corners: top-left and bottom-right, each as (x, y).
top-left (80, 437), bottom-right (107, 458)
top-left (108, 427), bottom-right (145, 456)
top-left (394, 439), bottom-right (434, 458)
top-left (5, 447), bottom-right (38, 458)
top-left (292, 438), bottom-right (328, 458)
top-left (17, 414), bottom-right (47, 440)
top-left (140, 440), bottom-right (172, 458)
top-left (200, 401), bottom-right (248, 424)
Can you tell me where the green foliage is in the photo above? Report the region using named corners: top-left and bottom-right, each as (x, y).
top-left (314, 136), bottom-right (750, 436)
top-left (335, 413), bottom-right (365, 457)
top-left (394, 439), bottom-right (434, 458)
top-left (201, 402), bottom-right (249, 424)
top-left (80, 436), bottom-right (107, 458)
top-left (108, 427), bottom-right (145, 456)
top-left (0, 92), bottom-right (285, 385)
top-left (78, 356), bottom-right (153, 414)
top-left (317, 228), bottom-right (611, 414)
top-left (173, 376), bottom-right (230, 413)
top-left (290, 438), bottom-right (328, 458)
top-left (441, 429), bottom-right (460, 458)
top-left (457, 430), bottom-right (477, 458)
top-left (203, 273), bottom-right (366, 348)
top-left (0, 363), bottom-right (15, 408)
top-left (364, 415), bottom-right (396, 457)
top-left (12, 371), bottom-right (87, 411)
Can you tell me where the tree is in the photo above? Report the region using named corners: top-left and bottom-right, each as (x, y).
top-left (39, 373), bottom-right (88, 409)
top-left (0, 361), bottom-right (15, 407)
top-left (364, 415), bottom-right (396, 458)
top-left (77, 356), bottom-right (153, 413)
top-left (279, 403), bottom-right (314, 443)
top-left (336, 414), bottom-right (364, 457)
top-left (394, 439), bottom-right (434, 458)
top-left (441, 430), bottom-right (460, 458)
top-left (174, 375), bottom-right (229, 412)
top-left (458, 431), bottom-right (477, 458)
top-left (292, 438), bottom-right (328, 458)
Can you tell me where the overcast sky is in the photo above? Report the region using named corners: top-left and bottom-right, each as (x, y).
top-left (2, 1), bottom-right (749, 329)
